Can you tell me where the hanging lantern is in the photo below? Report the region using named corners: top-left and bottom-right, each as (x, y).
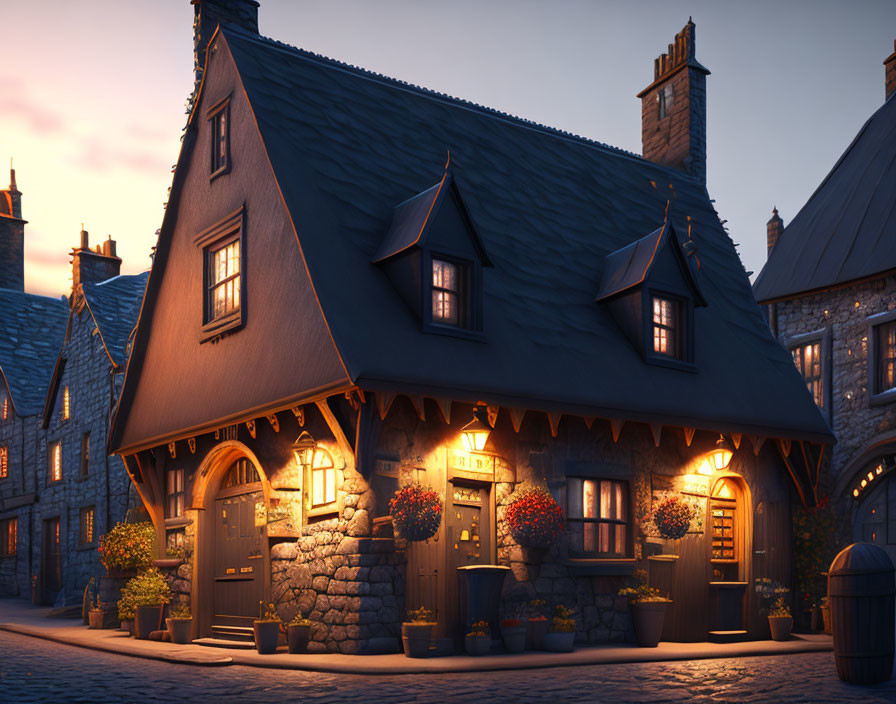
top-left (461, 405), bottom-right (492, 452)
top-left (706, 434), bottom-right (734, 472)
top-left (291, 430), bottom-right (316, 467)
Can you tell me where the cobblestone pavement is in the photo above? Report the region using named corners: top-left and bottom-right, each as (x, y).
top-left (0, 631), bottom-right (894, 704)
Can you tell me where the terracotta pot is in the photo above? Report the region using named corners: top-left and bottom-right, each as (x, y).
top-left (769, 616), bottom-right (793, 641)
top-left (287, 623), bottom-right (312, 654)
top-left (527, 617), bottom-right (550, 650)
top-left (501, 626), bottom-right (527, 653)
top-left (254, 620), bottom-right (281, 654)
top-left (88, 609), bottom-right (105, 630)
top-left (543, 631), bottom-right (575, 652)
top-left (401, 622), bottom-right (434, 658)
top-left (632, 600), bottom-right (670, 647)
top-left (464, 634), bottom-right (491, 656)
top-left (134, 605), bottom-right (164, 640)
top-left (166, 617), bottom-right (193, 645)
top-left (120, 620), bottom-right (135, 635)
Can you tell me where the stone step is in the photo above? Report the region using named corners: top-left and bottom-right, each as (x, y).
top-left (210, 624), bottom-right (255, 641)
top-left (192, 637), bottom-right (256, 650)
top-left (707, 630), bottom-right (749, 643)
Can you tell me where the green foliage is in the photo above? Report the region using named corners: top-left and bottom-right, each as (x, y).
top-left (550, 605), bottom-right (576, 632)
top-left (168, 603), bottom-right (191, 619)
top-left (98, 522), bottom-right (155, 571)
top-left (793, 498), bottom-right (838, 607)
top-left (118, 567), bottom-right (171, 620)
top-left (769, 596), bottom-right (792, 618)
top-left (288, 614), bottom-right (311, 627)
top-left (618, 569), bottom-right (670, 603)
top-left (257, 601), bottom-right (280, 622)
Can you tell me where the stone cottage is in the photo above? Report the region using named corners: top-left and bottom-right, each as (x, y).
top-left (753, 40), bottom-right (896, 564)
top-left (109, 1), bottom-right (831, 654)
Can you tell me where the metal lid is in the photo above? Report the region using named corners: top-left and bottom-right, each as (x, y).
top-left (829, 542), bottom-right (895, 576)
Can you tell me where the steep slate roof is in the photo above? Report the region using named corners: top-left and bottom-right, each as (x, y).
top-left (0, 289), bottom-right (68, 415)
top-left (121, 25), bottom-right (833, 445)
top-left (754, 95), bottom-right (896, 302)
top-left (82, 272), bottom-right (149, 367)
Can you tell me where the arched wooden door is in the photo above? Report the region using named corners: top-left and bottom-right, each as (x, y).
top-left (213, 458), bottom-right (266, 630)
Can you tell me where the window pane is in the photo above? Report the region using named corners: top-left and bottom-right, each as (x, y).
top-left (583, 523), bottom-right (595, 554)
top-left (432, 290), bottom-right (458, 324)
top-left (432, 260), bottom-right (457, 291)
top-left (584, 480), bottom-right (597, 519)
top-left (312, 469), bottom-right (324, 505)
top-left (325, 468), bottom-right (336, 504)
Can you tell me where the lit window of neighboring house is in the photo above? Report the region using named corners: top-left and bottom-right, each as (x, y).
top-left (62, 386), bottom-right (70, 421)
top-left (0, 446), bottom-right (7, 479)
top-left (0, 517), bottom-right (16, 556)
top-left (652, 296), bottom-right (679, 357)
top-left (567, 478), bottom-right (630, 558)
top-left (878, 321), bottom-right (896, 393)
top-left (79, 507), bottom-right (94, 547)
top-left (80, 433), bottom-right (90, 477)
top-left (49, 442), bottom-right (61, 483)
top-left (166, 468), bottom-right (185, 519)
top-left (1, 393), bottom-right (8, 420)
top-left (792, 341), bottom-right (823, 407)
top-left (432, 258), bottom-right (463, 326)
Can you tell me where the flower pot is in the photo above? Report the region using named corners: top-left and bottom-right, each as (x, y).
top-left (287, 623), bottom-right (312, 654)
top-left (88, 609), bottom-right (105, 630)
top-left (768, 615), bottom-right (793, 641)
top-left (632, 601), bottom-right (670, 647)
top-left (254, 620), bottom-right (281, 654)
top-left (120, 619), bottom-right (135, 635)
top-left (166, 617), bottom-right (193, 645)
top-left (401, 622), bottom-right (434, 658)
top-left (821, 604), bottom-right (831, 635)
top-left (134, 605), bottom-right (164, 640)
top-left (543, 631), bottom-right (575, 652)
top-left (527, 617), bottom-right (549, 650)
top-left (501, 626), bottom-right (527, 653)
top-left (464, 634), bottom-right (491, 656)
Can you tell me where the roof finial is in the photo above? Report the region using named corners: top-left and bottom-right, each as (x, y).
top-left (9, 157), bottom-right (17, 191)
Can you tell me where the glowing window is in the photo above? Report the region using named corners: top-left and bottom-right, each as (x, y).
top-left (62, 386), bottom-right (70, 421)
top-left (48, 442), bottom-right (61, 483)
top-left (310, 449), bottom-right (336, 507)
top-left (166, 468), bottom-right (185, 518)
top-left (0, 446), bottom-right (6, 479)
top-left (792, 342), bottom-right (823, 407)
top-left (209, 239), bottom-right (241, 322)
top-left (432, 259), bottom-right (462, 326)
top-left (210, 103), bottom-right (230, 175)
top-left (652, 297), bottom-right (679, 357)
top-left (711, 478), bottom-right (738, 561)
top-left (567, 478), bottom-right (629, 558)
top-left (1, 394), bottom-right (8, 420)
top-left (879, 322), bottom-right (896, 393)
top-left (79, 506), bottom-right (94, 546)
top-left (1, 517), bottom-right (15, 556)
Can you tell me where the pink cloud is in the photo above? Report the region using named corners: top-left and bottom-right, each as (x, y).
top-left (76, 135), bottom-right (171, 177)
top-left (0, 77), bottom-right (65, 135)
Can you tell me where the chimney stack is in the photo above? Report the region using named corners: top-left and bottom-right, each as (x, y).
top-left (885, 39), bottom-right (896, 102)
top-left (0, 163), bottom-right (25, 291)
top-left (767, 207), bottom-right (784, 256)
top-left (637, 19), bottom-right (711, 183)
top-left (71, 227), bottom-right (122, 306)
top-left (192, 0), bottom-right (260, 95)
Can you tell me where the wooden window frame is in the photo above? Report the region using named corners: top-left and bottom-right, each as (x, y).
top-left (166, 468), bottom-right (185, 519)
top-left (566, 477), bottom-right (632, 559)
top-left (710, 478), bottom-right (741, 565)
top-left (0, 445), bottom-right (7, 480)
top-left (644, 290), bottom-right (695, 370)
top-left (48, 441), bottom-right (61, 484)
top-left (869, 310), bottom-right (896, 406)
top-left (0, 517), bottom-right (16, 557)
top-left (207, 95), bottom-right (231, 180)
top-left (786, 328), bottom-right (832, 420)
top-left (305, 448), bottom-right (342, 521)
top-left (79, 506), bottom-right (95, 548)
top-left (194, 206), bottom-right (246, 343)
top-left (79, 432), bottom-right (90, 478)
top-left (1, 393), bottom-right (8, 421)
top-left (421, 251), bottom-right (485, 341)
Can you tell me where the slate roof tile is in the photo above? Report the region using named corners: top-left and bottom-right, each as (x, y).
top-left (82, 272), bottom-right (149, 367)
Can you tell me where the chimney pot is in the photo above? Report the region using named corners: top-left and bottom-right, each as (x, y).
top-left (767, 207), bottom-right (784, 256)
top-left (102, 236), bottom-right (117, 258)
top-left (80, 227), bottom-right (89, 251)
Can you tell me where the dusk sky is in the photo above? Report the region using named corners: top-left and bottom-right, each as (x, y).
top-left (2, 0), bottom-right (894, 298)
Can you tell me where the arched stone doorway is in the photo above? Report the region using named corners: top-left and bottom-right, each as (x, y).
top-left (192, 442), bottom-right (272, 639)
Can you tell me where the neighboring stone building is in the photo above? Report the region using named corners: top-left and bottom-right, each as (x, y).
top-left (753, 40), bottom-right (896, 563)
top-left (110, 2), bottom-right (830, 655)
top-left (0, 169), bottom-right (148, 605)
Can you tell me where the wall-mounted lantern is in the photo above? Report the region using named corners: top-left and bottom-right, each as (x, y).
top-left (698, 435), bottom-right (733, 475)
top-left (291, 430), bottom-right (316, 467)
top-left (461, 405), bottom-right (492, 452)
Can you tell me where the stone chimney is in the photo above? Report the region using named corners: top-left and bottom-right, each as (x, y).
top-left (637, 19), bottom-right (711, 183)
top-left (0, 164), bottom-right (25, 291)
top-left (71, 227), bottom-right (122, 305)
top-left (767, 207), bottom-right (784, 256)
top-left (885, 40), bottom-right (896, 101)
top-left (192, 0), bottom-right (260, 93)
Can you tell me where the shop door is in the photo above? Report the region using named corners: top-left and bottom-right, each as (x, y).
top-left (42, 517), bottom-right (61, 604)
top-left (445, 482), bottom-right (491, 636)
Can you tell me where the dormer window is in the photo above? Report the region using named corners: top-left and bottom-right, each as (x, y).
top-left (432, 258), bottom-right (463, 326)
top-left (652, 296), bottom-right (679, 357)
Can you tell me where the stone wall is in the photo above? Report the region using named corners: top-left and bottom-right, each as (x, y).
top-left (0, 409), bottom-right (37, 598)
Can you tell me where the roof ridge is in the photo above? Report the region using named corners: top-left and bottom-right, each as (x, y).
top-left (221, 25), bottom-right (696, 177)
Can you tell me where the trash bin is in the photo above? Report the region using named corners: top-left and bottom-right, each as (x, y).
top-left (828, 542), bottom-right (895, 684)
top-left (457, 565), bottom-right (510, 644)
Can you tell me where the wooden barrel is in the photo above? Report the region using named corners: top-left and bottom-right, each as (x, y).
top-left (828, 543), bottom-right (895, 685)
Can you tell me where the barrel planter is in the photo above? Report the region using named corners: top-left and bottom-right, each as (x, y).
top-left (166, 617), bottom-right (193, 645)
top-left (828, 542), bottom-right (895, 685)
top-left (134, 605), bottom-right (164, 640)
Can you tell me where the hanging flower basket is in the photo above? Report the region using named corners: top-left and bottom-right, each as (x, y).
top-left (389, 484), bottom-right (442, 542)
top-left (98, 522), bottom-right (155, 573)
top-left (652, 495), bottom-right (694, 540)
top-left (505, 486), bottom-right (564, 550)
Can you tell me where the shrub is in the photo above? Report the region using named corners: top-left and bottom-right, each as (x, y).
top-left (257, 601), bottom-right (280, 623)
top-left (98, 522), bottom-right (155, 572)
top-left (504, 486), bottom-right (564, 549)
top-left (467, 619), bottom-right (490, 637)
top-left (389, 484), bottom-right (442, 541)
top-left (618, 569), bottom-right (670, 603)
top-left (550, 605), bottom-right (576, 633)
top-left (118, 567), bottom-right (171, 620)
top-left (168, 603), bottom-right (191, 619)
top-left (653, 495), bottom-right (694, 540)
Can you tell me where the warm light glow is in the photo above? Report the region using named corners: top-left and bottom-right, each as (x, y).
top-left (853, 489), bottom-right (860, 497)
top-left (708, 449), bottom-right (734, 471)
top-left (868, 472), bottom-right (874, 481)
top-left (877, 465), bottom-right (884, 475)
top-left (861, 479), bottom-right (867, 488)
top-left (461, 407), bottom-right (491, 452)
top-left (291, 430), bottom-right (316, 467)
top-left (697, 459), bottom-right (713, 476)
top-left (712, 477), bottom-right (736, 500)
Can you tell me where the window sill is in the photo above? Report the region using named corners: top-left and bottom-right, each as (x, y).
top-left (644, 354), bottom-right (696, 373)
top-left (209, 164), bottom-right (230, 182)
top-left (563, 558), bottom-right (636, 577)
top-left (199, 309), bottom-right (243, 344)
top-left (76, 544), bottom-right (96, 552)
top-left (870, 388), bottom-right (896, 407)
top-left (422, 321), bottom-right (487, 343)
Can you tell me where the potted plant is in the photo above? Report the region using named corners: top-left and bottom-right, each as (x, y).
top-left (117, 591), bottom-right (135, 635)
top-left (755, 577), bottom-right (790, 637)
top-left (542, 605), bottom-right (576, 652)
top-left (389, 484), bottom-right (442, 541)
top-left (286, 613), bottom-right (312, 654)
top-left (254, 601), bottom-right (281, 654)
top-left (768, 596), bottom-right (793, 641)
top-left (166, 603), bottom-right (193, 644)
top-left (526, 599), bottom-right (549, 650)
top-left (619, 573), bottom-right (672, 647)
top-left (500, 618), bottom-right (527, 654)
top-left (504, 486), bottom-right (564, 560)
top-left (465, 620), bottom-right (491, 655)
top-left (88, 597), bottom-right (105, 630)
top-left (120, 567), bottom-right (171, 640)
top-left (98, 522), bottom-right (155, 576)
top-left (401, 606), bottom-right (436, 658)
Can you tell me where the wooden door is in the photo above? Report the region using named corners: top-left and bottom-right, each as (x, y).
top-left (42, 517), bottom-right (61, 603)
top-left (213, 483), bottom-right (265, 627)
top-left (445, 482), bottom-right (491, 638)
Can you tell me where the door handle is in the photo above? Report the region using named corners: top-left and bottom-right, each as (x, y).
top-left (754, 550), bottom-right (766, 555)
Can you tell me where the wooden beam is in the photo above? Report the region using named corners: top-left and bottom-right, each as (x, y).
top-left (777, 440), bottom-right (810, 508)
top-left (267, 414), bottom-right (280, 432)
top-left (507, 407), bottom-right (526, 433)
top-left (583, 416), bottom-right (595, 430)
top-left (354, 400), bottom-right (381, 479)
top-left (731, 433), bottom-right (742, 450)
top-left (486, 405), bottom-right (499, 428)
top-left (291, 406), bottom-right (305, 426)
top-left (750, 435), bottom-right (766, 456)
top-left (168, 442), bottom-right (176, 459)
top-left (649, 424), bottom-right (663, 447)
top-left (316, 399), bottom-right (354, 461)
top-left (133, 451), bottom-right (166, 555)
top-left (547, 412), bottom-right (562, 438)
top-left (407, 395), bottom-right (426, 421)
top-left (799, 440), bottom-right (819, 505)
top-left (188, 437), bottom-right (196, 454)
top-left (246, 419), bottom-right (256, 439)
top-left (779, 438), bottom-right (791, 458)
top-left (432, 397), bottom-right (452, 424)
top-left (683, 427), bottom-right (695, 447)
top-left (375, 392), bottom-right (396, 421)
top-left (610, 419), bottom-right (625, 443)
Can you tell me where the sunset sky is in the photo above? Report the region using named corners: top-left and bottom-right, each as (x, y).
top-left (2, 0), bottom-right (894, 298)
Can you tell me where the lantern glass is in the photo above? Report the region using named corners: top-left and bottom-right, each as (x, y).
top-left (461, 411), bottom-right (491, 452)
top-left (291, 431), bottom-right (316, 467)
top-left (708, 449), bottom-right (733, 471)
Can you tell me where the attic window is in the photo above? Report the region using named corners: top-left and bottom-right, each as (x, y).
top-left (208, 97), bottom-right (231, 178)
top-left (62, 386), bottom-right (70, 421)
top-left (652, 297), bottom-right (679, 357)
top-left (432, 259), bottom-right (463, 326)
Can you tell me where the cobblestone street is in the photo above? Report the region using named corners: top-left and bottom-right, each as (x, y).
top-left (0, 631), bottom-right (894, 704)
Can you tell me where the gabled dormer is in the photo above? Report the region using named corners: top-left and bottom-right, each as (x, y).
top-left (596, 219), bottom-right (705, 370)
top-left (372, 164), bottom-right (491, 340)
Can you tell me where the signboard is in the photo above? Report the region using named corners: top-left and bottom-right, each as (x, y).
top-left (448, 449), bottom-right (494, 480)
